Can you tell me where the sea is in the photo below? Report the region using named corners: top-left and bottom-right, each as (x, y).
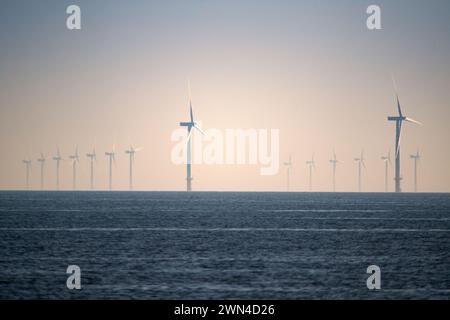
top-left (0, 191), bottom-right (449, 299)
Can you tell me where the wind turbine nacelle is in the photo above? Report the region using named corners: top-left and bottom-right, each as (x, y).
top-left (180, 122), bottom-right (194, 127)
top-left (388, 116), bottom-right (405, 121)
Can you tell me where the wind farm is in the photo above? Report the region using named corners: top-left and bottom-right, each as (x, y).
top-left (1, 0), bottom-right (449, 302)
top-left (15, 85), bottom-right (425, 193)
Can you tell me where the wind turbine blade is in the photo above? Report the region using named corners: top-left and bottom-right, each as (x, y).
top-left (189, 101), bottom-right (194, 123)
top-left (194, 124), bottom-right (206, 136)
top-left (186, 128), bottom-right (193, 144)
top-left (396, 122), bottom-right (403, 157)
top-left (405, 117), bottom-right (423, 126)
top-left (396, 95), bottom-right (403, 118)
top-left (134, 147), bottom-right (143, 152)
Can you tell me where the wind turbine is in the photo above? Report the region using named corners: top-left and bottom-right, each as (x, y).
top-left (37, 153), bottom-right (46, 190)
top-left (86, 148), bottom-right (96, 190)
top-left (306, 154), bottom-right (315, 192)
top-left (410, 150), bottom-right (421, 192)
top-left (283, 154), bottom-right (293, 191)
top-left (22, 159), bottom-right (32, 190)
top-left (179, 82), bottom-right (205, 192)
top-left (69, 146), bottom-right (80, 190)
top-left (105, 145), bottom-right (116, 191)
top-left (381, 150), bottom-right (392, 192)
top-left (388, 76), bottom-right (422, 193)
top-left (354, 150), bottom-right (366, 192)
top-left (125, 145), bottom-right (142, 191)
top-left (53, 147), bottom-right (63, 190)
top-left (329, 149), bottom-right (338, 192)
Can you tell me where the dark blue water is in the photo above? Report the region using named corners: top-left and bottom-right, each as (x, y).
top-left (0, 191), bottom-right (449, 299)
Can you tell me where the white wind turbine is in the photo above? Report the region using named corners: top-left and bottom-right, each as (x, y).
top-left (125, 145), bottom-right (143, 191)
top-left (306, 154), bottom-right (316, 192)
top-left (354, 150), bottom-right (366, 192)
top-left (381, 149), bottom-right (392, 192)
top-left (69, 146), bottom-right (80, 190)
top-left (53, 147), bottom-right (63, 190)
top-left (37, 152), bottom-right (46, 190)
top-left (179, 82), bottom-right (205, 192)
top-left (86, 148), bottom-right (97, 190)
top-left (410, 150), bottom-right (421, 192)
top-left (388, 75), bottom-right (422, 193)
top-left (283, 154), bottom-right (293, 191)
top-left (329, 149), bottom-right (338, 192)
top-left (22, 158), bottom-right (32, 190)
top-left (105, 145), bottom-right (116, 191)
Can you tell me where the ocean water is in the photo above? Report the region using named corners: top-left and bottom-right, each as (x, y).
top-left (0, 191), bottom-right (449, 299)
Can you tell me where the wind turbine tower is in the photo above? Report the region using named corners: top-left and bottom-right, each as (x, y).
top-left (283, 154), bottom-right (292, 191)
top-left (381, 150), bottom-right (392, 192)
top-left (69, 146), bottom-right (80, 190)
top-left (410, 150), bottom-right (421, 192)
top-left (354, 150), bottom-right (366, 192)
top-left (306, 154), bottom-right (315, 192)
top-left (387, 77), bottom-right (422, 193)
top-left (329, 150), bottom-right (338, 192)
top-left (105, 145), bottom-right (116, 191)
top-left (179, 82), bottom-right (205, 192)
top-left (37, 153), bottom-right (46, 190)
top-left (86, 149), bottom-right (96, 190)
top-left (53, 147), bottom-right (62, 190)
top-left (22, 159), bottom-right (32, 190)
top-left (125, 145), bottom-right (142, 191)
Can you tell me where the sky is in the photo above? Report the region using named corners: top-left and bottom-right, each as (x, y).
top-left (0, 0), bottom-right (449, 192)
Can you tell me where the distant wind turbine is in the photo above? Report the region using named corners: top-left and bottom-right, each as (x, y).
top-left (306, 154), bottom-right (315, 192)
top-left (283, 154), bottom-right (293, 191)
top-left (53, 147), bottom-right (63, 190)
top-left (179, 82), bottom-right (205, 192)
top-left (105, 145), bottom-right (116, 191)
top-left (410, 150), bottom-right (421, 192)
top-left (22, 159), bottom-right (32, 190)
top-left (388, 75), bottom-right (422, 193)
top-left (354, 150), bottom-right (366, 192)
top-left (37, 153), bottom-right (46, 190)
top-left (329, 149), bottom-right (338, 192)
top-left (125, 145), bottom-right (142, 191)
top-left (86, 148), bottom-right (96, 190)
top-left (69, 146), bottom-right (80, 190)
top-left (381, 149), bottom-right (392, 192)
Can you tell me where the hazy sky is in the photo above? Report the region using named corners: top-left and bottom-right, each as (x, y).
top-left (1, 0), bottom-right (449, 192)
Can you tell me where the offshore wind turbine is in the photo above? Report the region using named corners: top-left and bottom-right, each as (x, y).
top-left (388, 76), bottom-right (422, 193)
top-left (22, 159), bottom-right (32, 190)
top-left (179, 82), bottom-right (205, 192)
top-left (410, 150), bottom-right (421, 192)
top-left (381, 150), bottom-right (392, 192)
top-left (125, 145), bottom-right (142, 191)
top-left (329, 149), bottom-right (338, 192)
top-left (283, 154), bottom-right (293, 191)
top-left (37, 153), bottom-right (46, 190)
top-left (53, 147), bottom-right (63, 190)
top-left (354, 150), bottom-right (366, 192)
top-left (306, 154), bottom-right (315, 192)
top-left (69, 146), bottom-right (80, 190)
top-left (105, 145), bottom-right (116, 191)
top-left (86, 148), bottom-right (96, 190)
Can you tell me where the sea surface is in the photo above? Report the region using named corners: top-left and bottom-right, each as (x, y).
top-left (0, 191), bottom-right (449, 299)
